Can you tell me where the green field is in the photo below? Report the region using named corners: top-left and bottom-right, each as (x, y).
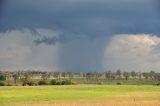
top-left (0, 85), bottom-right (160, 106)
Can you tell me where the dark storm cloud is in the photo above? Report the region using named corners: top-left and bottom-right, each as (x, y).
top-left (0, 0), bottom-right (160, 37)
top-left (34, 37), bottom-right (58, 45)
top-left (0, 0), bottom-right (160, 71)
top-left (154, 0), bottom-right (160, 12)
top-left (0, 0), bottom-right (6, 18)
top-left (0, 0), bottom-right (4, 12)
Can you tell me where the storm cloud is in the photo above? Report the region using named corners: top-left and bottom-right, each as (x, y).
top-left (103, 34), bottom-right (160, 72)
top-left (1, 0), bottom-right (160, 35)
top-left (0, 0), bottom-right (160, 71)
top-left (0, 29), bottom-right (59, 71)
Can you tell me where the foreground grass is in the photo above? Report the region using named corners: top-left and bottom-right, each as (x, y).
top-left (0, 85), bottom-right (160, 106)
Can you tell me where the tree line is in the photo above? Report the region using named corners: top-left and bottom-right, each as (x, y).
top-left (0, 70), bottom-right (160, 86)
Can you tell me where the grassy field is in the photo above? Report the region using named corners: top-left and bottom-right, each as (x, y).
top-left (0, 85), bottom-right (160, 106)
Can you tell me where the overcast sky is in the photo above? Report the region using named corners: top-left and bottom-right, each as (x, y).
top-left (0, 0), bottom-right (160, 72)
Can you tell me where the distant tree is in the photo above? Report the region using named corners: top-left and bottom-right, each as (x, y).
top-left (17, 71), bottom-right (23, 81)
top-left (105, 71), bottom-right (112, 80)
top-left (82, 72), bottom-right (86, 83)
top-left (86, 72), bottom-right (93, 83)
top-left (138, 72), bottom-right (142, 80)
top-left (111, 73), bottom-right (116, 80)
top-left (94, 72), bottom-right (101, 84)
top-left (154, 73), bottom-right (160, 81)
top-left (4, 71), bottom-right (12, 85)
top-left (149, 71), bottom-right (156, 80)
top-left (68, 72), bottom-right (74, 81)
top-left (41, 72), bottom-right (50, 80)
top-left (53, 72), bottom-right (58, 79)
top-left (116, 69), bottom-right (121, 80)
top-left (0, 73), bottom-right (5, 81)
top-left (53, 72), bottom-right (60, 80)
top-left (82, 73), bottom-right (86, 78)
top-left (123, 72), bottom-right (130, 80)
top-left (131, 71), bottom-right (137, 79)
top-left (48, 72), bottom-right (52, 79)
top-left (23, 72), bottom-right (32, 83)
top-left (13, 72), bottom-right (19, 85)
top-left (20, 72), bottom-right (33, 86)
top-left (142, 72), bottom-right (149, 80)
top-left (61, 72), bottom-right (66, 79)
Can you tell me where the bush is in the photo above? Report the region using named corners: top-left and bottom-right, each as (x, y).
top-left (50, 80), bottom-right (73, 85)
top-left (15, 84), bottom-right (19, 86)
top-left (38, 80), bottom-right (48, 85)
top-left (27, 81), bottom-right (37, 86)
top-left (50, 79), bottom-right (56, 85)
top-left (0, 82), bottom-right (5, 86)
top-left (157, 83), bottom-right (160, 86)
top-left (97, 82), bottom-right (103, 85)
top-left (56, 80), bottom-right (62, 85)
top-left (65, 80), bottom-right (72, 85)
top-left (22, 81), bottom-right (34, 86)
top-left (22, 81), bottom-right (28, 86)
top-left (116, 82), bottom-right (121, 85)
top-left (60, 80), bottom-right (73, 85)
top-left (61, 80), bottom-right (66, 85)
top-left (154, 83), bottom-right (160, 86)
top-left (6, 83), bottom-right (13, 86)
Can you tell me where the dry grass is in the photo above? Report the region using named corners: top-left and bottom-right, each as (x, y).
top-left (8, 100), bottom-right (160, 106)
top-left (7, 94), bottom-right (160, 106)
top-left (1, 85), bottom-right (160, 106)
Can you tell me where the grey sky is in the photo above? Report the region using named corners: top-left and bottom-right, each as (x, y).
top-left (0, 0), bottom-right (160, 71)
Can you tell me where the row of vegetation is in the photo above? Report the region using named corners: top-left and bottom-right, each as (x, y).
top-left (0, 70), bottom-right (160, 86)
top-left (0, 79), bottom-right (73, 86)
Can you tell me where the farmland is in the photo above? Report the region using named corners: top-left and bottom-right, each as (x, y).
top-left (0, 85), bottom-right (160, 106)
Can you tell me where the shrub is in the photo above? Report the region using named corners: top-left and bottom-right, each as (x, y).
top-left (60, 80), bottom-right (73, 85)
top-left (22, 81), bottom-right (31, 86)
top-left (27, 81), bottom-right (37, 86)
top-left (6, 83), bottom-right (13, 86)
top-left (38, 80), bottom-right (48, 85)
top-left (50, 79), bottom-right (56, 85)
top-left (155, 83), bottom-right (160, 86)
top-left (97, 82), bottom-right (103, 85)
top-left (0, 82), bottom-right (5, 86)
top-left (117, 82), bottom-right (121, 85)
top-left (61, 80), bottom-right (66, 85)
top-left (22, 82), bottom-right (28, 86)
top-left (65, 80), bottom-right (72, 85)
top-left (56, 80), bottom-right (62, 85)
top-left (50, 80), bottom-right (73, 85)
